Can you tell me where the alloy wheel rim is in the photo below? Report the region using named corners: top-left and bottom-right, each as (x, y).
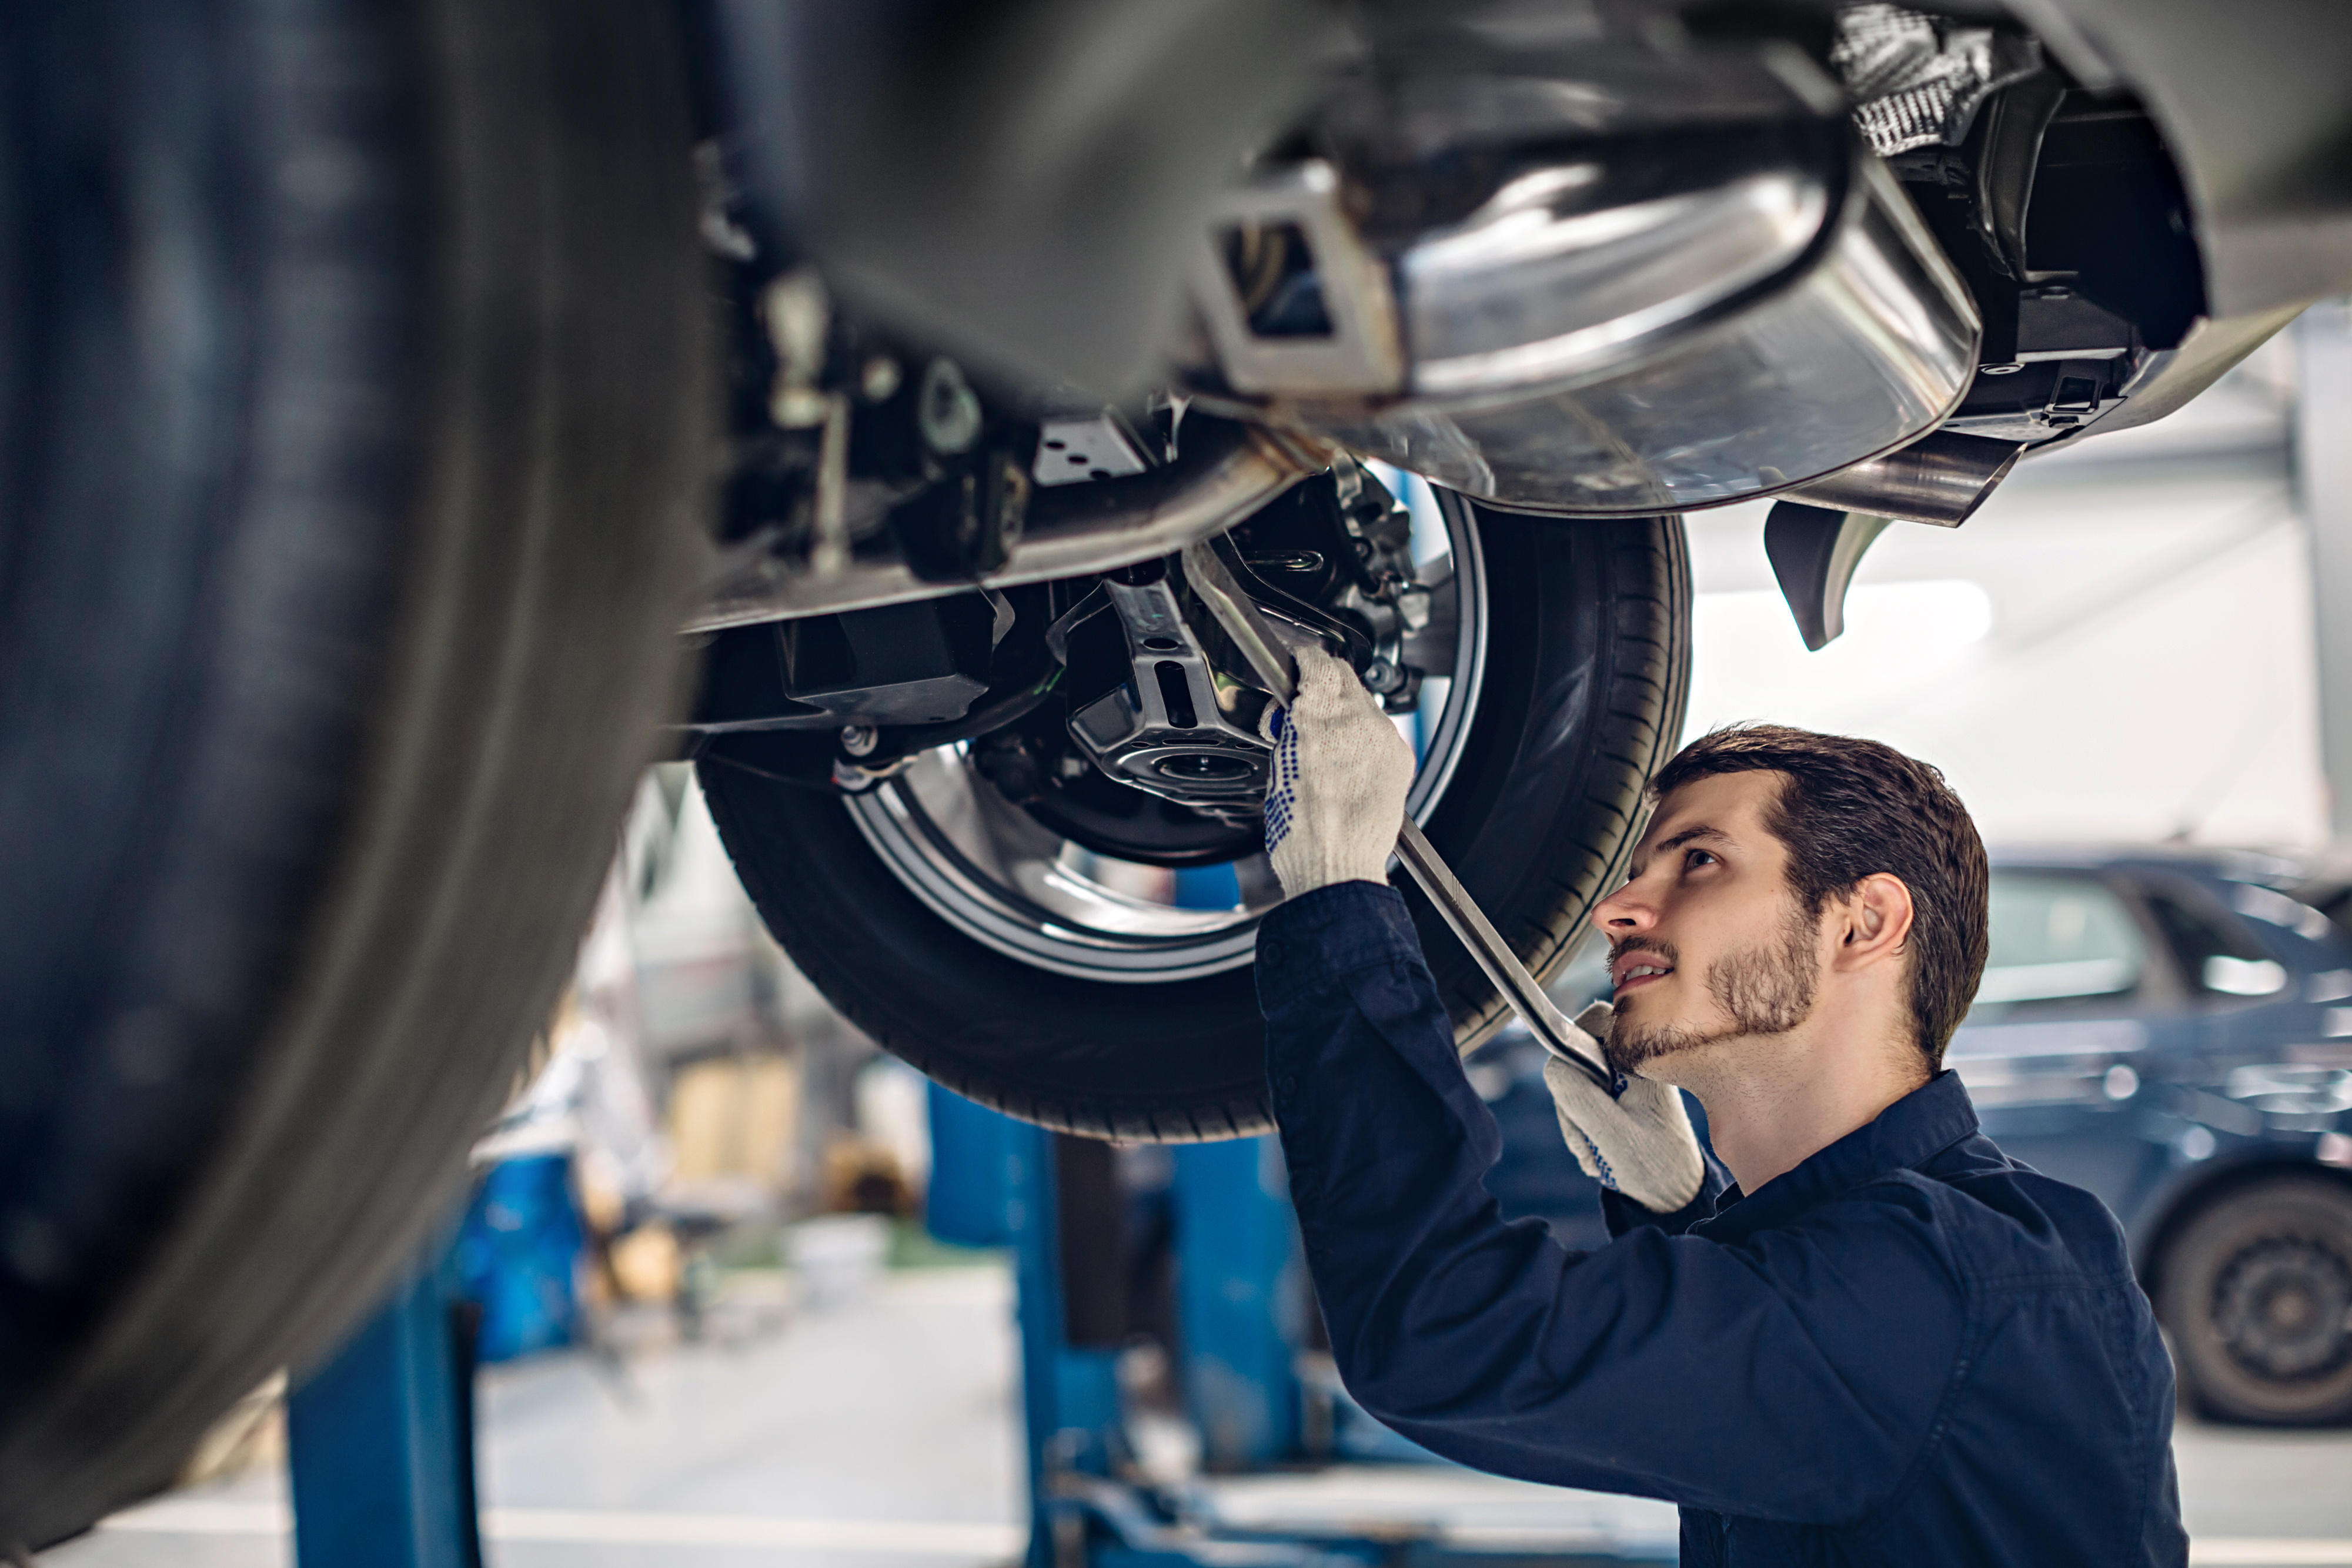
top-left (846, 487), bottom-right (1490, 982)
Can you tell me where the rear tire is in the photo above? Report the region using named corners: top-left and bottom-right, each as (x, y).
top-left (2159, 1175), bottom-right (2352, 1426)
top-left (0, 0), bottom-right (707, 1543)
top-left (701, 504), bottom-right (1689, 1139)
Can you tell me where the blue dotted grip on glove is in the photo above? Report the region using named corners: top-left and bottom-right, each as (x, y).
top-left (1556, 1119), bottom-right (1622, 1193)
top-left (1262, 706), bottom-right (1299, 858)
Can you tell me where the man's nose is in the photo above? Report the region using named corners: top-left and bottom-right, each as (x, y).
top-left (1592, 877), bottom-right (1656, 933)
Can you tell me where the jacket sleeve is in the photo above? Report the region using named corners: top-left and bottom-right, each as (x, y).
top-left (1256, 882), bottom-right (1967, 1523)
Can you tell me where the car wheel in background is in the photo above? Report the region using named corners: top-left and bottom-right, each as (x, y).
top-left (2159, 1175), bottom-right (2352, 1425)
top-left (0, 0), bottom-right (707, 1545)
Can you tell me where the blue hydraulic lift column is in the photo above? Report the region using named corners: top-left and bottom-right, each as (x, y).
top-left (1165, 862), bottom-right (1307, 1469)
top-left (927, 1082), bottom-right (1121, 1568)
top-left (284, 1236), bottom-right (483, 1568)
top-left (1168, 1137), bottom-right (1303, 1468)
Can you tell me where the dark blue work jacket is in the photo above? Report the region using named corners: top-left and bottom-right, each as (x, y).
top-left (1257, 882), bottom-right (2187, 1567)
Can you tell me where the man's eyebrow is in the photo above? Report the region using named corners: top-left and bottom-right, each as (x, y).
top-left (1655, 824), bottom-right (1732, 854)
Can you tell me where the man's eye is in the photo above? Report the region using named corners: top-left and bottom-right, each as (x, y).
top-left (1685, 848), bottom-right (1717, 870)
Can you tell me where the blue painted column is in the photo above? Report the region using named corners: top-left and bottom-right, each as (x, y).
top-left (1012, 1131), bottom-right (1122, 1568)
top-left (1170, 1135), bottom-right (1304, 1468)
top-left (926, 1079), bottom-right (1029, 1250)
top-left (286, 1238), bottom-right (482, 1568)
top-left (926, 1082), bottom-right (1121, 1568)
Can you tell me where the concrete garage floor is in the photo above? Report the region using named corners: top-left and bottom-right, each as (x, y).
top-left (46, 1263), bottom-right (2352, 1568)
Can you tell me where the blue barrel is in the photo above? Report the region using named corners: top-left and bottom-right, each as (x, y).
top-left (452, 1154), bottom-right (584, 1362)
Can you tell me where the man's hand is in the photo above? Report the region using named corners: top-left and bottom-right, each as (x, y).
top-left (1260, 646), bottom-right (1416, 898)
top-left (1543, 1001), bottom-right (1706, 1213)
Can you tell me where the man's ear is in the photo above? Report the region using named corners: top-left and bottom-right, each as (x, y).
top-left (1832, 872), bottom-right (1915, 971)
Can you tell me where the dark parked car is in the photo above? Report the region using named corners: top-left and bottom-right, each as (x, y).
top-left (1477, 846), bottom-right (2352, 1426)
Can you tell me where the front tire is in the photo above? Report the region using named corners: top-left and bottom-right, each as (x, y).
top-left (0, 0), bottom-right (707, 1542)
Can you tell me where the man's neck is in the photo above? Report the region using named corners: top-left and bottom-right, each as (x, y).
top-left (1656, 1017), bottom-right (1930, 1195)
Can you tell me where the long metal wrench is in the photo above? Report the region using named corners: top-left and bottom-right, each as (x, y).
top-left (1180, 540), bottom-right (1615, 1087)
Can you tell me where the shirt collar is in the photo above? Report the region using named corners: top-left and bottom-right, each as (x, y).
top-left (1692, 1069), bottom-right (1980, 1243)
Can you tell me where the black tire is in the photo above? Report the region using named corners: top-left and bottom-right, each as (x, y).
top-left (700, 506), bottom-right (1689, 1140)
top-left (2158, 1174), bottom-right (2352, 1426)
top-left (0, 0), bottom-right (707, 1546)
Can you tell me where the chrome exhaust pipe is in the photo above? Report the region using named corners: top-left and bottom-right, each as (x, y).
top-left (1782, 430), bottom-right (2027, 528)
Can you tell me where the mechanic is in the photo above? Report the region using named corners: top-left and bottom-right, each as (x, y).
top-left (1252, 648), bottom-right (2187, 1566)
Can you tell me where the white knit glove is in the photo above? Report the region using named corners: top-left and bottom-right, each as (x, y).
top-left (1542, 1001), bottom-right (1706, 1213)
top-left (1259, 646), bottom-right (1416, 898)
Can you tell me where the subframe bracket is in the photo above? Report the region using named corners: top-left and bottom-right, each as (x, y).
top-left (1064, 568), bottom-right (1275, 816)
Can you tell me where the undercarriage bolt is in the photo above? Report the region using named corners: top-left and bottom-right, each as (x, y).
top-left (840, 724), bottom-right (880, 757)
top-left (917, 358), bottom-right (983, 454)
top-left (1362, 658), bottom-right (1404, 694)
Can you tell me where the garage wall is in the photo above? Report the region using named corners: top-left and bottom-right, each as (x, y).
top-left (1680, 335), bottom-right (2327, 850)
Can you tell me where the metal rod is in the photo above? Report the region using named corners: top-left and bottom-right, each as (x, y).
top-left (1180, 540), bottom-right (1613, 1086)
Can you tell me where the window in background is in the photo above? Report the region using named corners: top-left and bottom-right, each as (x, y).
top-left (2144, 888), bottom-right (2288, 997)
top-left (1977, 874), bottom-right (2148, 1005)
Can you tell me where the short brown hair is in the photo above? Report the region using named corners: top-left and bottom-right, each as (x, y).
top-left (1649, 724), bottom-right (1989, 1067)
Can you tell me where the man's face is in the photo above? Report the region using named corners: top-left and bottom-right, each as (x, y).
top-left (1592, 771), bottom-right (1823, 1073)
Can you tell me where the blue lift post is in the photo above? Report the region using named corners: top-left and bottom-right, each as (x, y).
top-left (934, 1078), bottom-right (1413, 1567)
top-left (928, 1082), bottom-right (1118, 1567)
top-left (285, 1232), bottom-right (483, 1568)
top-left (285, 1144), bottom-right (590, 1565)
top-left (930, 1080), bottom-right (1349, 1567)
top-left (1167, 1138), bottom-right (1302, 1469)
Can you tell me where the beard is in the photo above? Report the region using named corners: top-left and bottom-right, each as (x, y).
top-left (1607, 900), bottom-right (1820, 1072)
